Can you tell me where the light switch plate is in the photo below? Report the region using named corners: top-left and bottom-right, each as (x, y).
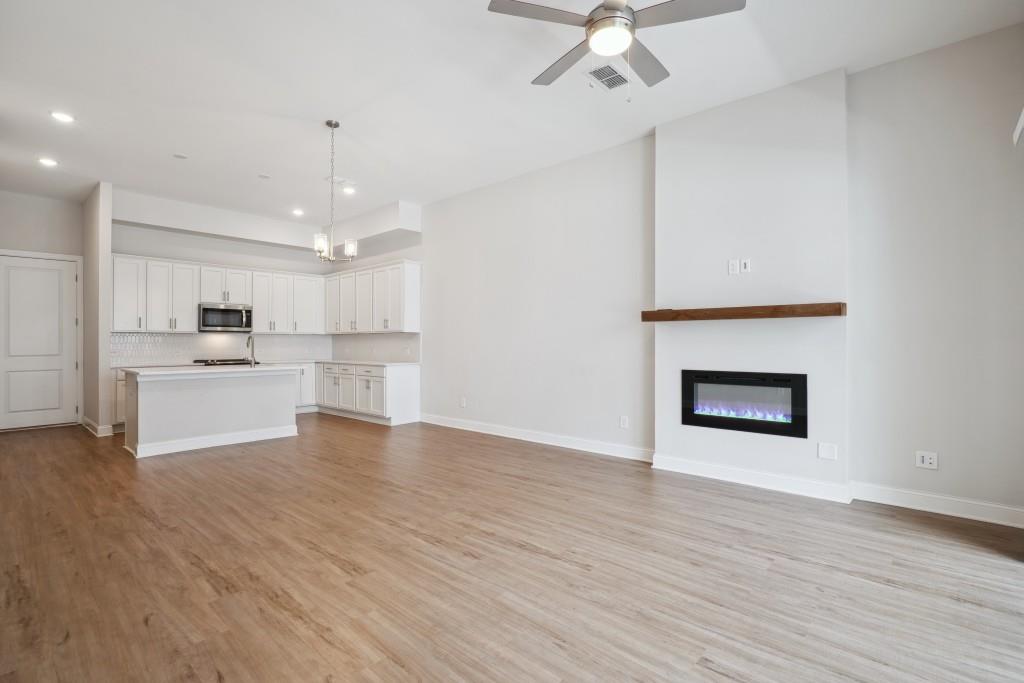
top-left (728, 259), bottom-right (740, 275)
top-left (915, 451), bottom-right (938, 469)
top-left (817, 443), bottom-right (839, 461)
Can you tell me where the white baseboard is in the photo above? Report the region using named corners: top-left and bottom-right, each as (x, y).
top-left (652, 453), bottom-right (852, 503)
top-left (422, 414), bottom-right (653, 463)
top-left (851, 481), bottom-right (1024, 529)
top-left (317, 407), bottom-right (393, 425)
top-left (81, 417), bottom-right (114, 438)
top-left (132, 425), bottom-right (298, 458)
top-left (296, 405), bottom-right (320, 414)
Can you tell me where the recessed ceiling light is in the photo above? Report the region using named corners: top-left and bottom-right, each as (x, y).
top-left (292, 208), bottom-right (304, 217)
top-left (38, 157), bottom-right (58, 167)
top-left (342, 185), bottom-right (356, 196)
top-left (172, 153), bottom-right (188, 160)
top-left (50, 111), bottom-right (75, 124)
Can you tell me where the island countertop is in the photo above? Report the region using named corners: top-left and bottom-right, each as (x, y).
top-left (122, 365), bottom-right (302, 381)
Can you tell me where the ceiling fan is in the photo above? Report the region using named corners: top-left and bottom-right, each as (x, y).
top-left (488, 0), bottom-right (746, 87)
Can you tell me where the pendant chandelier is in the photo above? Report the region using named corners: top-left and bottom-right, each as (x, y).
top-left (313, 120), bottom-right (357, 262)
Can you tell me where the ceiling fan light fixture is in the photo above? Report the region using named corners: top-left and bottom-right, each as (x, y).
top-left (587, 17), bottom-right (634, 56)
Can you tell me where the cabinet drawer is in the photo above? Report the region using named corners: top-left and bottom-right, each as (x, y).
top-left (356, 365), bottom-right (386, 378)
top-left (338, 364), bottom-right (356, 375)
top-left (321, 363), bottom-right (340, 375)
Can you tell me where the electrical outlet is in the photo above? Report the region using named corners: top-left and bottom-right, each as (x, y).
top-left (817, 442), bottom-right (838, 461)
top-left (915, 451), bottom-right (938, 470)
top-left (619, 415), bottom-right (629, 429)
top-left (740, 258), bottom-right (752, 273)
top-left (728, 259), bottom-right (740, 275)
top-left (459, 396), bottom-right (467, 409)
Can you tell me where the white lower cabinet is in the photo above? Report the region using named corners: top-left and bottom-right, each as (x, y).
top-left (315, 362), bottom-right (419, 425)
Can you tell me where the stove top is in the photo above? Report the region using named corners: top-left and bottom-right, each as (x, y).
top-left (193, 359), bottom-right (260, 366)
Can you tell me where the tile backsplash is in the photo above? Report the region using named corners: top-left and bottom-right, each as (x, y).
top-left (110, 333), bottom-right (333, 367)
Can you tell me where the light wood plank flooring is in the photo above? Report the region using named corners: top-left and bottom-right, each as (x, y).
top-left (2, 415), bottom-right (1022, 681)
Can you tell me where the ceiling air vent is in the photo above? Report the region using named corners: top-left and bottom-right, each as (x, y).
top-left (588, 64), bottom-right (629, 91)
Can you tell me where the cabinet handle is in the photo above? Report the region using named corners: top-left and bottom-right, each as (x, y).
top-left (383, 318), bottom-right (388, 329)
top-left (138, 316), bottom-right (141, 329)
top-left (293, 321), bottom-right (297, 332)
top-left (169, 317), bottom-right (173, 330)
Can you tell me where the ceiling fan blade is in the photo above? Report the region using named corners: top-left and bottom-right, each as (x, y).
top-left (626, 38), bottom-right (669, 86)
top-left (532, 40), bottom-right (591, 85)
top-left (634, 0), bottom-right (746, 28)
top-left (488, 0), bottom-right (589, 26)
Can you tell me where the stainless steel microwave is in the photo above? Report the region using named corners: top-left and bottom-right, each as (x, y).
top-left (198, 303), bottom-right (253, 332)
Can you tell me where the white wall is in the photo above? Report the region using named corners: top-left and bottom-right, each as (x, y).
top-left (653, 71), bottom-right (850, 500)
top-left (421, 137), bottom-right (655, 459)
top-left (848, 24), bottom-right (1024, 508)
top-left (112, 223), bottom-right (331, 274)
top-left (82, 182), bottom-right (113, 430)
top-left (0, 189), bottom-right (83, 255)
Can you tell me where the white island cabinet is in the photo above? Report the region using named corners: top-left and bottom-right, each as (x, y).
top-left (122, 365), bottom-right (300, 458)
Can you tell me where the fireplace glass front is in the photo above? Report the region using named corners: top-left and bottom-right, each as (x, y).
top-left (682, 370), bottom-right (807, 438)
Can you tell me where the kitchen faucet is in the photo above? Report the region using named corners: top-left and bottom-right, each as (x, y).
top-left (245, 335), bottom-right (256, 367)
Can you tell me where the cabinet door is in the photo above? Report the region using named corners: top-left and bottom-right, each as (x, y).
top-left (271, 273), bottom-right (293, 334)
top-left (386, 265), bottom-right (404, 332)
top-left (339, 375), bottom-right (356, 410)
top-left (372, 268), bottom-right (390, 332)
top-left (340, 273), bottom-right (357, 333)
top-left (113, 256), bottom-right (147, 332)
top-left (171, 263), bottom-right (200, 333)
top-left (145, 260), bottom-right (173, 333)
top-left (370, 377), bottom-right (387, 416)
top-left (298, 364), bottom-right (316, 407)
top-left (323, 371), bottom-right (340, 408)
top-left (292, 275), bottom-right (321, 334)
top-left (200, 266), bottom-right (226, 302)
top-left (355, 375), bottom-right (371, 412)
top-left (355, 270), bottom-right (373, 333)
top-left (315, 364), bottom-right (324, 405)
top-left (115, 379), bottom-right (126, 424)
top-left (251, 271), bottom-right (273, 334)
top-left (325, 275), bottom-right (341, 334)
top-left (225, 269), bottom-right (251, 304)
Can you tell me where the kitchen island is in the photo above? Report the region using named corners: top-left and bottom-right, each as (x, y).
top-left (122, 364), bottom-right (300, 458)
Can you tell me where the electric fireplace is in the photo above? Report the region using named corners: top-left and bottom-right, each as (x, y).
top-left (682, 370), bottom-right (807, 438)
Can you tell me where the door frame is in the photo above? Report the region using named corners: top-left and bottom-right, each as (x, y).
top-left (0, 249), bottom-right (84, 429)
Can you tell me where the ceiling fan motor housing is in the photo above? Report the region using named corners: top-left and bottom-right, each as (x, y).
top-left (586, 6), bottom-right (636, 40)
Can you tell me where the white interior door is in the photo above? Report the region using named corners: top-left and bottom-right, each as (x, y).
top-left (0, 256), bottom-right (79, 429)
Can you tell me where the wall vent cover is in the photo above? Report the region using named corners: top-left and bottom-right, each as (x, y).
top-left (588, 64), bottom-right (628, 90)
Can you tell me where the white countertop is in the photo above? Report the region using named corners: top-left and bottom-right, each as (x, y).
top-left (318, 360), bottom-right (420, 366)
top-left (123, 365), bottom-right (302, 381)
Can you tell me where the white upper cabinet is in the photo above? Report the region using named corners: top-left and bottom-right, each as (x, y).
top-left (147, 261), bottom-right (200, 333)
top-left (325, 274), bottom-right (341, 334)
top-left (145, 261), bottom-right (173, 333)
top-left (200, 266), bottom-right (251, 304)
top-left (271, 273), bottom-right (293, 334)
top-left (372, 262), bottom-right (420, 333)
top-left (112, 255), bottom-right (147, 332)
top-left (252, 271), bottom-right (294, 334)
top-left (171, 263), bottom-right (201, 333)
top-left (355, 271), bottom-right (373, 333)
top-left (251, 271), bottom-right (273, 334)
top-left (340, 273), bottom-right (357, 334)
top-left (292, 275), bottom-right (323, 334)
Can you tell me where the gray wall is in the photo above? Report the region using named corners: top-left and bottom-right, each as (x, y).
top-left (0, 189), bottom-right (83, 255)
top-left (847, 24), bottom-right (1024, 507)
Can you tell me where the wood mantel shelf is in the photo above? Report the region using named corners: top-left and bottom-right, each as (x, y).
top-left (641, 302), bottom-right (847, 322)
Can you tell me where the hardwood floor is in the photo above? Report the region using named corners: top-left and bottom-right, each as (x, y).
top-left (2, 415), bottom-right (1022, 682)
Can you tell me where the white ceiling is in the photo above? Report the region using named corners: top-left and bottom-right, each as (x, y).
top-left (2, 0), bottom-right (1022, 227)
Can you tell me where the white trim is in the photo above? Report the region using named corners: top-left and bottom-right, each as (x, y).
top-left (130, 425), bottom-right (298, 458)
top-left (296, 405), bottom-right (320, 414)
top-left (81, 417), bottom-right (114, 437)
top-left (851, 481), bottom-right (1024, 529)
top-left (422, 414), bottom-right (654, 463)
top-left (652, 453), bottom-right (852, 503)
top-left (318, 406), bottom-right (392, 425)
top-left (0, 248), bottom-right (83, 263)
